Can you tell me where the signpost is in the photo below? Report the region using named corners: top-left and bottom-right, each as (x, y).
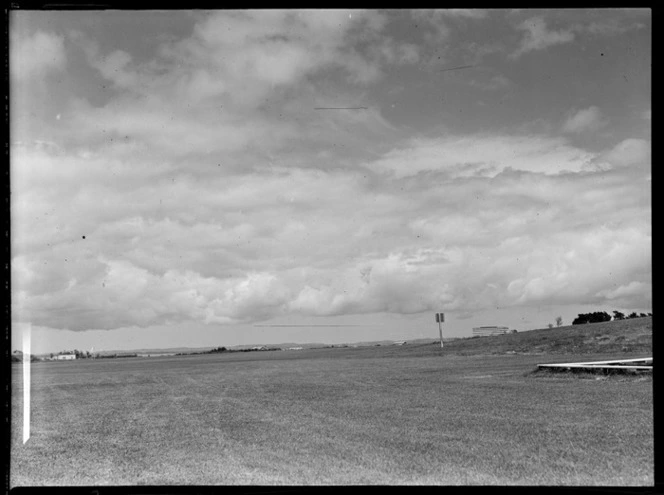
top-left (435, 313), bottom-right (444, 348)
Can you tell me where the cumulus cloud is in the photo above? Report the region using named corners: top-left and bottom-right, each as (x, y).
top-left (562, 106), bottom-right (608, 134)
top-left (363, 134), bottom-right (596, 178)
top-left (511, 17), bottom-right (574, 59)
top-left (10, 30), bottom-right (66, 80)
top-left (12, 127), bottom-right (651, 331)
top-left (14, 254), bottom-right (294, 330)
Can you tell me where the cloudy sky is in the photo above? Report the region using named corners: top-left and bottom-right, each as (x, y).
top-left (11, 9), bottom-right (651, 353)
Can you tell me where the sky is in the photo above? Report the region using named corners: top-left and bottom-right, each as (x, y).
top-left (10, 9), bottom-right (651, 353)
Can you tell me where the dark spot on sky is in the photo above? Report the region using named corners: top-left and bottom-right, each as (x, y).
top-left (82, 235), bottom-right (86, 239)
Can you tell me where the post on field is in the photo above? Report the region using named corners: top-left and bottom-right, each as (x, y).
top-left (435, 313), bottom-right (444, 348)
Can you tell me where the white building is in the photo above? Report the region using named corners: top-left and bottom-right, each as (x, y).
top-left (56, 353), bottom-right (76, 360)
top-left (472, 326), bottom-right (511, 337)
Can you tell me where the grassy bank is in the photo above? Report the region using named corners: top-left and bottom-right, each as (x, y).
top-left (445, 316), bottom-right (652, 356)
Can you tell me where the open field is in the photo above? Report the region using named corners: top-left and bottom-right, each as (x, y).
top-left (10, 319), bottom-right (653, 486)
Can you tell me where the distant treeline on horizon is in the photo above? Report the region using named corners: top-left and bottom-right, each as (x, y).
top-left (572, 311), bottom-right (651, 325)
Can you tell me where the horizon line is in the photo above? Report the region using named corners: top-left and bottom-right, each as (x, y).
top-left (253, 324), bottom-right (368, 327)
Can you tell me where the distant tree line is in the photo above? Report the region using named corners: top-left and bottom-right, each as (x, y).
top-left (50, 349), bottom-right (94, 359)
top-left (46, 350), bottom-right (137, 359)
top-left (175, 346), bottom-right (281, 356)
top-left (572, 310), bottom-right (651, 325)
top-left (97, 353), bottom-right (138, 359)
top-left (611, 311), bottom-right (650, 320)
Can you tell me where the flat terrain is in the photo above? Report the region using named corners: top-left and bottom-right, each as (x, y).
top-left (10, 318), bottom-right (653, 486)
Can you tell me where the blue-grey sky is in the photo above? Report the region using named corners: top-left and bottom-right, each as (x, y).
top-left (10, 9), bottom-right (651, 353)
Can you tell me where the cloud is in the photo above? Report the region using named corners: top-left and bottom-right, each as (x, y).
top-left (507, 11), bottom-right (648, 61)
top-left (50, 11), bottom-right (407, 165)
top-left (411, 9), bottom-right (489, 58)
top-left (581, 18), bottom-right (647, 36)
top-left (511, 17), bottom-right (574, 59)
top-left (442, 9), bottom-right (489, 19)
top-left (12, 127), bottom-right (651, 331)
top-left (595, 281), bottom-right (652, 310)
top-left (600, 138), bottom-right (650, 168)
top-left (372, 39), bottom-right (421, 65)
top-left (470, 74), bottom-right (511, 91)
top-left (10, 11), bottom-right (652, 333)
top-left (14, 254), bottom-right (294, 330)
top-left (70, 10), bottom-right (400, 108)
top-left (562, 106), bottom-right (608, 134)
top-left (363, 133), bottom-right (596, 178)
top-left (10, 30), bottom-right (66, 80)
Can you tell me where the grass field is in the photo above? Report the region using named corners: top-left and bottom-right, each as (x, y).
top-left (10, 318), bottom-right (653, 486)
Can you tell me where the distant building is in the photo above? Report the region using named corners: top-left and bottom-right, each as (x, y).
top-left (56, 353), bottom-right (76, 360)
top-left (472, 326), bottom-right (511, 337)
top-left (393, 341), bottom-right (407, 345)
top-left (288, 347), bottom-right (303, 350)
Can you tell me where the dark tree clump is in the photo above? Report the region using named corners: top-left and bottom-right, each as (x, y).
top-left (572, 312), bottom-right (612, 325)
